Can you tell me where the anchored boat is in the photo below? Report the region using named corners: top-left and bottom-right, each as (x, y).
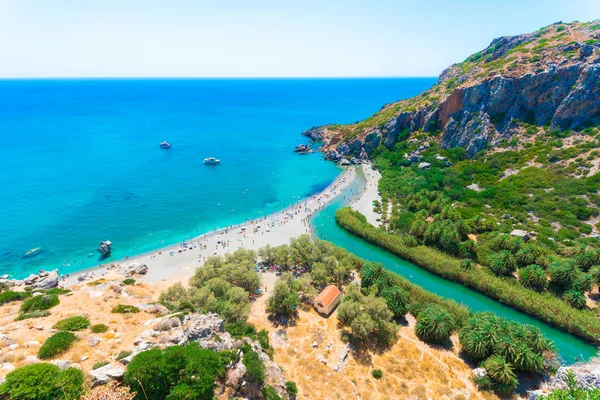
top-left (203, 157), bottom-right (220, 165)
top-left (159, 142), bottom-right (172, 149)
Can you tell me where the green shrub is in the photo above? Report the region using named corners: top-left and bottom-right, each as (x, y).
top-left (38, 331), bottom-right (78, 360)
top-left (122, 278), bottom-right (136, 285)
top-left (242, 345), bottom-right (266, 384)
top-left (285, 380), bottom-right (298, 396)
top-left (257, 329), bottom-right (273, 356)
top-left (224, 321), bottom-right (257, 338)
top-left (262, 385), bottom-right (282, 400)
top-left (124, 343), bottom-right (227, 400)
top-left (0, 363), bottom-right (83, 400)
top-left (415, 306), bottom-right (455, 344)
top-left (20, 294), bottom-right (59, 313)
top-left (117, 350), bottom-right (132, 360)
top-left (372, 369), bottom-right (383, 379)
top-left (92, 361), bottom-right (110, 370)
top-left (14, 310), bottom-right (50, 321)
top-left (53, 316), bottom-right (90, 331)
top-left (111, 304), bottom-right (140, 314)
top-left (0, 291), bottom-right (31, 305)
top-left (90, 324), bottom-right (109, 333)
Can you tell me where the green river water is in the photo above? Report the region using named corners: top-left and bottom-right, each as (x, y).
top-left (310, 167), bottom-right (598, 364)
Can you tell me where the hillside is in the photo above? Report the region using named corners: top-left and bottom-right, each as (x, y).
top-left (304, 20), bottom-right (600, 158)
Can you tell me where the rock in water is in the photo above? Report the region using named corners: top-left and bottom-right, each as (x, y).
top-left (98, 241), bottom-right (112, 259)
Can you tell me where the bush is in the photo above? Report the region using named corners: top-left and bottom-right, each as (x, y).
top-left (285, 381), bottom-right (298, 396)
top-left (111, 304), bottom-right (140, 314)
top-left (122, 278), bottom-right (136, 285)
top-left (0, 363), bottom-right (83, 400)
top-left (262, 385), bottom-right (282, 400)
top-left (20, 294), bottom-right (59, 313)
top-left (124, 343), bottom-right (227, 399)
top-left (38, 331), bottom-right (78, 360)
top-left (91, 324), bottom-right (109, 333)
top-left (14, 310), bottom-right (50, 321)
top-left (0, 291), bottom-right (31, 305)
top-left (92, 361), bottom-right (110, 370)
top-left (224, 321), bottom-right (257, 338)
top-left (242, 345), bottom-right (266, 384)
top-left (53, 316), bottom-right (90, 331)
top-left (117, 350), bottom-right (132, 360)
top-left (372, 369), bottom-right (383, 379)
top-left (415, 306), bottom-right (455, 344)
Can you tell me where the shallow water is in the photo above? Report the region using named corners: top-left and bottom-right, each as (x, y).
top-left (0, 78), bottom-right (436, 278)
top-left (311, 168), bottom-right (598, 364)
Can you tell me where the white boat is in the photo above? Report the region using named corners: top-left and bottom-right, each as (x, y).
top-left (203, 157), bottom-right (220, 165)
top-left (25, 247), bottom-right (41, 257)
top-left (159, 142), bottom-right (172, 149)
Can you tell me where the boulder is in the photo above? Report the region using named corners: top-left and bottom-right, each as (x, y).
top-left (183, 313), bottom-right (224, 341)
top-left (145, 304), bottom-right (169, 315)
top-left (153, 317), bottom-right (181, 332)
top-left (51, 360), bottom-right (73, 370)
top-left (33, 270), bottom-right (58, 290)
top-left (339, 159), bottom-right (351, 166)
top-left (98, 241), bottom-right (112, 259)
top-left (23, 355), bottom-right (40, 365)
top-left (0, 363), bottom-right (14, 373)
top-left (87, 336), bottom-right (101, 347)
top-left (89, 363), bottom-right (125, 387)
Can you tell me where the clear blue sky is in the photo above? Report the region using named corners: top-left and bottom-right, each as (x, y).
top-left (1, 0), bottom-right (598, 78)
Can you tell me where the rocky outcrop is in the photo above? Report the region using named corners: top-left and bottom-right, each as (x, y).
top-left (294, 144), bottom-right (312, 154)
top-left (98, 240), bottom-right (112, 259)
top-left (89, 363), bottom-right (126, 387)
top-left (306, 21), bottom-right (600, 158)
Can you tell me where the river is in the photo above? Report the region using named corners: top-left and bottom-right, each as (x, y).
top-left (310, 166), bottom-right (598, 364)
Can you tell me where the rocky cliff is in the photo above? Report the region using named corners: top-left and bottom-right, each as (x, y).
top-left (304, 21), bottom-right (600, 160)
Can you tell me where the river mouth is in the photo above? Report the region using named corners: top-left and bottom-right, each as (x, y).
top-left (310, 166), bottom-right (598, 364)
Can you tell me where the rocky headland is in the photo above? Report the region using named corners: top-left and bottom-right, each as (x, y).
top-left (303, 21), bottom-right (600, 161)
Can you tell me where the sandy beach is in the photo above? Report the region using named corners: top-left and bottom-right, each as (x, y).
top-left (63, 166), bottom-right (359, 287)
top-left (351, 163), bottom-right (382, 226)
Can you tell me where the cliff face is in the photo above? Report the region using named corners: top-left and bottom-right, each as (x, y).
top-left (304, 21), bottom-right (600, 159)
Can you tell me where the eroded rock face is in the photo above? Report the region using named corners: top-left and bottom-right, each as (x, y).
top-left (310, 23), bottom-right (600, 159)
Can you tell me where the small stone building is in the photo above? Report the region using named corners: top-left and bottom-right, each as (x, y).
top-left (313, 285), bottom-right (342, 316)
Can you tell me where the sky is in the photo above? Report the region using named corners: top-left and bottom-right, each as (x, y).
top-left (0, 0), bottom-right (599, 78)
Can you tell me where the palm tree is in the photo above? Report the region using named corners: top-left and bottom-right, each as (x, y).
top-left (563, 289), bottom-right (587, 310)
top-left (381, 287), bottom-right (410, 318)
top-left (494, 334), bottom-right (519, 364)
top-left (517, 265), bottom-right (547, 291)
top-left (460, 330), bottom-right (492, 361)
top-left (415, 306), bottom-right (455, 344)
top-left (485, 355), bottom-right (518, 393)
top-left (360, 262), bottom-right (387, 289)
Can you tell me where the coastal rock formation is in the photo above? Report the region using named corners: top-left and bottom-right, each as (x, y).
top-left (294, 144), bottom-right (312, 154)
top-left (303, 21), bottom-right (600, 158)
top-left (97, 240), bottom-right (112, 259)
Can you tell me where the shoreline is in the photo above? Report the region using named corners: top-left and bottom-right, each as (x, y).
top-left (63, 166), bottom-right (359, 287)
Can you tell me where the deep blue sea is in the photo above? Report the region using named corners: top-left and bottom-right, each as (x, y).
top-left (0, 78), bottom-right (435, 278)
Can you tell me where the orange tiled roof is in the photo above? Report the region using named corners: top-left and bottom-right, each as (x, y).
top-left (314, 285), bottom-right (341, 307)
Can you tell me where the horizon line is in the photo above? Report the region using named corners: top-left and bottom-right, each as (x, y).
top-left (0, 76), bottom-right (439, 81)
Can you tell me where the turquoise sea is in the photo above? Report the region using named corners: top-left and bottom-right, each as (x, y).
top-left (0, 78), bottom-right (436, 278)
